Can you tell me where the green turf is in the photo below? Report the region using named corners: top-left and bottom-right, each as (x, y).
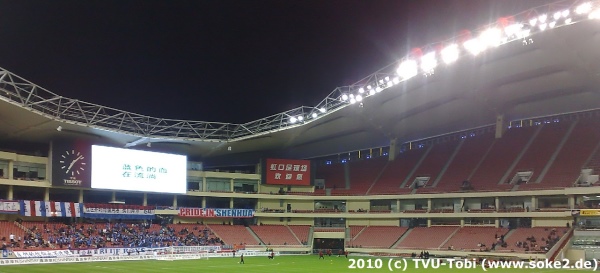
top-left (0, 255), bottom-right (584, 272)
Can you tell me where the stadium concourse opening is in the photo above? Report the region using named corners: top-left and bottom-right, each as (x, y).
top-left (314, 238), bottom-right (344, 254)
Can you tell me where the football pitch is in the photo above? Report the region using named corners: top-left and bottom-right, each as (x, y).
top-left (0, 255), bottom-right (583, 273)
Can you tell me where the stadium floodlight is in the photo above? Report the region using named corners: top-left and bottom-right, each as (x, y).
top-left (319, 107), bottom-right (326, 113)
top-left (420, 52), bottom-right (437, 73)
top-left (387, 81), bottom-right (394, 88)
top-left (562, 10), bottom-right (570, 17)
top-left (565, 18), bottom-right (573, 24)
top-left (553, 11), bottom-right (562, 20)
top-left (480, 28), bottom-right (502, 47)
top-left (350, 97), bottom-right (356, 104)
top-left (367, 85), bottom-right (372, 90)
top-left (341, 94), bottom-right (348, 101)
top-left (576, 2), bottom-right (592, 14)
top-left (539, 23), bottom-right (547, 31)
top-left (375, 86), bottom-right (383, 92)
top-left (538, 14), bottom-right (547, 23)
top-left (369, 89), bottom-right (375, 95)
top-left (589, 9), bottom-right (600, 19)
top-left (349, 94), bottom-right (355, 99)
top-left (396, 59), bottom-right (418, 79)
top-left (549, 21), bottom-right (557, 28)
top-left (504, 23), bottom-right (523, 38)
top-left (529, 18), bottom-right (537, 26)
top-left (385, 76), bottom-right (390, 82)
top-left (441, 44), bottom-right (459, 64)
top-left (392, 77), bottom-right (400, 84)
top-left (358, 87), bottom-right (365, 94)
top-left (311, 112), bottom-right (318, 119)
top-left (463, 38), bottom-right (483, 56)
top-left (356, 94), bottom-right (363, 102)
top-left (297, 115), bottom-right (304, 121)
top-left (289, 117), bottom-right (297, 124)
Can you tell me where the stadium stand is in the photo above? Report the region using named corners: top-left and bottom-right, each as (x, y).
top-left (442, 227), bottom-right (508, 251)
top-left (468, 126), bottom-right (538, 191)
top-left (287, 225), bottom-right (310, 245)
top-left (507, 122), bottom-right (571, 188)
top-left (207, 224), bottom-right (258, 246)
top-left (368, 148), bottom-right (426, 195)
top-left (525, 119), bottom-right (600, 189)
top-left (396, 226), bottom-right (459, 250)
top-left (348, 226), bottom-right (407, 248)
top-left (430, 133), bottom-right (495, 193)
top-left (500, 227), bottom-right (568, 253)
top-left (250, 225), bottom-right (301, 246)
top-left (409, 140), bottom-right (460, 192)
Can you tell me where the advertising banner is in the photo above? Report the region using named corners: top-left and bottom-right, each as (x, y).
top-left (178, 208), bottom-right (254, 218)
top-left (264, 158), bottom-right (311, 186)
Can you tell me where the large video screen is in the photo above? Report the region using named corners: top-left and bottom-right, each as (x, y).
top-left (264, 158), bottom-right (312, 186)
top-left (91, 145), bottom-right (187, 194)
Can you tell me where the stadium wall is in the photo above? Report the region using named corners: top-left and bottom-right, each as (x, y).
top-left (347, 219), bottom-right (399, 226)
top-left (533, 218), bottom-right (571, 227)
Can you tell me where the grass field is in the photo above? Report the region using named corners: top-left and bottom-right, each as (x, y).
top-left (0, 255), bottom-right (585, 273)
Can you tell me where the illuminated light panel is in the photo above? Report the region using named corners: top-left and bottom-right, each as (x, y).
top-left (396, 59), bottom-right (418, 79)
top-left (562, 10), bottom-right (570, 17)
top-left (480, 28), bottom-right (502, 47)
top-left (356, 94), bottom-right (363, 102)
top-left (441, 44), bottom-right (459, 64)
top-left (369, 89), bottom-right (375, 95)
top-left (529, 18), bottom-right (537, 26)
top-left (504, 23), bottom-right (523, 37)
top-left (341, 94), bottom-right (348, 101)
top-left (375, 86), bottom-right (383, 92)
top-left (539, 23), bottom-right (548, 31)
top-left (358, 87), bottom-right (365, 94)
top-left (311, 112), bottom-right (317, 118)
top-left (420, 52), bottom-right (437, 73)
top-left (538, 14), bottom-right (547, 23)
top-left (553, 11), bottom-right (562, 20)
top-left (463, 38), bottom-right (483, 56)
top-left (367, 85), bottom-right (372, 90)
top-left (349, 94), bottom-right (355, 99)
top-left (297, 116), bottom-right (303, 121)
top-left (589, 9), bottom-right (600, 19)
top-left (386, 81), bottom-right (394, 88)
top-left (392, 77), bottom-right (400, 84)
top-left (385, 76), bottom-right (390, 82)
top-left (565, 18), bottom-right (572, 24)
top-left (289, 117), bottom-right (297, 123)
top-left (350, 97), bottom-right (356, 104)
top-left (576, 2), bottom-right (592, 14)
top-left (319, 107), bottom-right (326, 113)
top-left (549, 21), bottom-right (557, 28)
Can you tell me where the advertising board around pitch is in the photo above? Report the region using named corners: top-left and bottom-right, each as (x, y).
top-left (91, 145), bottom-right (187, 194)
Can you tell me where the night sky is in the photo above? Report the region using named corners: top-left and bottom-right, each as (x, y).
top-left (0, 0), bottom-right (553, 124)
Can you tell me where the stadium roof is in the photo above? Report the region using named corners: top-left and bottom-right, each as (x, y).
top-left (1, 1), bottom-right (600, 165)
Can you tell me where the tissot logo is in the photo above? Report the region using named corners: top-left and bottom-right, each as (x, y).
top-left (63, 178), bottom-right (83, 186)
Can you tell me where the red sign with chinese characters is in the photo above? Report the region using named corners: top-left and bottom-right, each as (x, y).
top-left (265, 158), bottom-right (311, 185)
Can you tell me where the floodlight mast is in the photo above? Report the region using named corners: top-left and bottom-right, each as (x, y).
top-left (0, 0), bottom-right (596, 143)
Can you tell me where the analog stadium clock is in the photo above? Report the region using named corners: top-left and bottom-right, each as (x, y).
top-left (59, 149), bottom-right (87, 177)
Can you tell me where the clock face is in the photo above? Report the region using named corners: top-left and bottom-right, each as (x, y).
top-left (59, 150), bottom-right (87, 177)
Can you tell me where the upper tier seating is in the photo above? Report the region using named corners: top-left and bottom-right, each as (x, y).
top-left (523, 119), bottom-right (600, 189)
top-left (468, 126), bottom-right (537, 191)
top-left (369, 148), bottom-right (425, 195)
